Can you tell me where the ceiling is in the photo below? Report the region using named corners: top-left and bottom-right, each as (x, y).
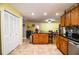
top-left (11, 3), bottom-right (74, 22)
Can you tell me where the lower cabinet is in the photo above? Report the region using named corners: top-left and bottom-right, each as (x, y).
top-left (62, 40), bottom-right (68, 55)
top-left (32, 34), bottom-right (39, 44)
top-left (56, 35), bottom-right (60, 49)
top-left (32, 33), bottom-right (48, 44)
top-left (60, 38), bottom-right (68, 55)
top-left (56, 35), bottom-right (68, 55)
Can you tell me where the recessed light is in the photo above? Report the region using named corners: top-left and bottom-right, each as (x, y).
top-left (56, 13), bottom-right (59, 16)
top-left (32, 12), bottom-right (35, 16)
top-left (44, 12), bottom-right (47, 16)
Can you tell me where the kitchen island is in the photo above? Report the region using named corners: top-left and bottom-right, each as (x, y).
top-left (32, 33), bottom-right (48, 44)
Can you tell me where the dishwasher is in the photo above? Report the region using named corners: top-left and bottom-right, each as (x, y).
top-left (68, 40), bottom-right (79, 55)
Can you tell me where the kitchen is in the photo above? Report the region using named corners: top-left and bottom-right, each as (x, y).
top-left (26, 3), bottom-right (79, 55)
top-left (0, 3), bottom-right (79, 55)
top-left (57, 3), bottom-right (79, 55)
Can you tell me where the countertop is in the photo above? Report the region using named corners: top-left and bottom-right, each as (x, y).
top-left (32, 33), bottom-right (49, 34)
top-left (58, 34), bottom-right (68, 38)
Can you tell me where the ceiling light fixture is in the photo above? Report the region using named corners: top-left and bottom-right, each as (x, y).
top-left (45, 19), bottom-right (55, 23)
top-left (50, 19), bottom-right (55, 22)
top-left (56, 13), bottom-right (59, 16)
top-left (44, 12), bottom-right (47, 16)
top-left (32, 12), bottom-right (35, 16)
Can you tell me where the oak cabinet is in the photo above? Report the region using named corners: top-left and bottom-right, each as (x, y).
top-left (71, 7), bottom-right (79, 25)
top-left (56, 36), bottom-right (68, 55)
top-left (32, 34), bottom-right (39, 44)
top-left (38, 35), bottom-right (43, 43)
top-left (56, 35), bottom-right (60, 49)
top-left (60, 5), bottom-right (79, 26)
top-left (42, 34), bottom-right (48, 43)
top-left (59, 37), bottom-right (63, 51)
top-left (32, 34), bottom-right (48, 44)
top-left (65, 12), bottom-right (71, 26)
top-left (61, 37), bottom-right (68, 55)
top-left (63, 40), bottom-right (68, 55)
top-left (60, 15), bottom-right (65, 27)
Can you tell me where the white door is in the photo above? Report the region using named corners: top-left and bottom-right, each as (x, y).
top-left (9, 13), bottom-right (15, 50)
top-left (15, 17), bottom-right (20, 46)
top-left (2, 11), bottom-right (21, 55)
top-left (3, 11), bottom-right (11, 54)
top-left (13, 15), bottom-right (17, 49)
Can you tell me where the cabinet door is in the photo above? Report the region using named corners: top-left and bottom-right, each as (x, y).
top-left (38, 34), bottom-right (43, 44)
top-left (42, 34), bottom-right (48, 44)
top-left (60, 37), bottom-right (68, 55)
top-left (65, 12), bottom-right (71, 26)
top-left (59, 37), bottom-right (63, 51)
top-left (60, 15), bottom-right (65, 27)
top-left (62, 39), bottom-right (68, 55)
top-left (71, 7), bottom-right (79, 25)
top-left (56, 36), bottom-right (60, 49)
top-left (32, 34), bottom-right (38, 44)
top-left (63, 41), bottom-right (68, 55)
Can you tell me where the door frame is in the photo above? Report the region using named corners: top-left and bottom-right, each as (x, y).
top-left (0, 11), bottom-right (2, 55)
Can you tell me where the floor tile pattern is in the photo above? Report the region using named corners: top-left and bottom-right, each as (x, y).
top-left (9, 40), bottom-right (62, 55)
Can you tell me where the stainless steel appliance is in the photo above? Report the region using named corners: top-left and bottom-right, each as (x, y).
top-left (69, 40), bottom-right (79, 55)
top-left (65, 26), bottom-right (79, 55)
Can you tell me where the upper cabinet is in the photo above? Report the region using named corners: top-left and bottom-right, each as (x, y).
top-left (60, 4), bottom-right (79, 27)
top-left (71, 7), bottom-right (79, 26)
top-left (60, 15), bottom-right (65, 27)
top-left (65, 12), bottom-right (71, 26)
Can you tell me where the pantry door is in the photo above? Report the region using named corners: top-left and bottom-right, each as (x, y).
top-left (9, 12), bottom-right (16, 51)
top-left (14, 16), bottom-right (20, 48)
top-left (2, 11), bottom-right (21, 55)
top-left (3, 11), bottom-right (11, 54)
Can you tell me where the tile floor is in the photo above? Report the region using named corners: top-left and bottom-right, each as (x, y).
top-left (9, 39), bottom-right (62, 55)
